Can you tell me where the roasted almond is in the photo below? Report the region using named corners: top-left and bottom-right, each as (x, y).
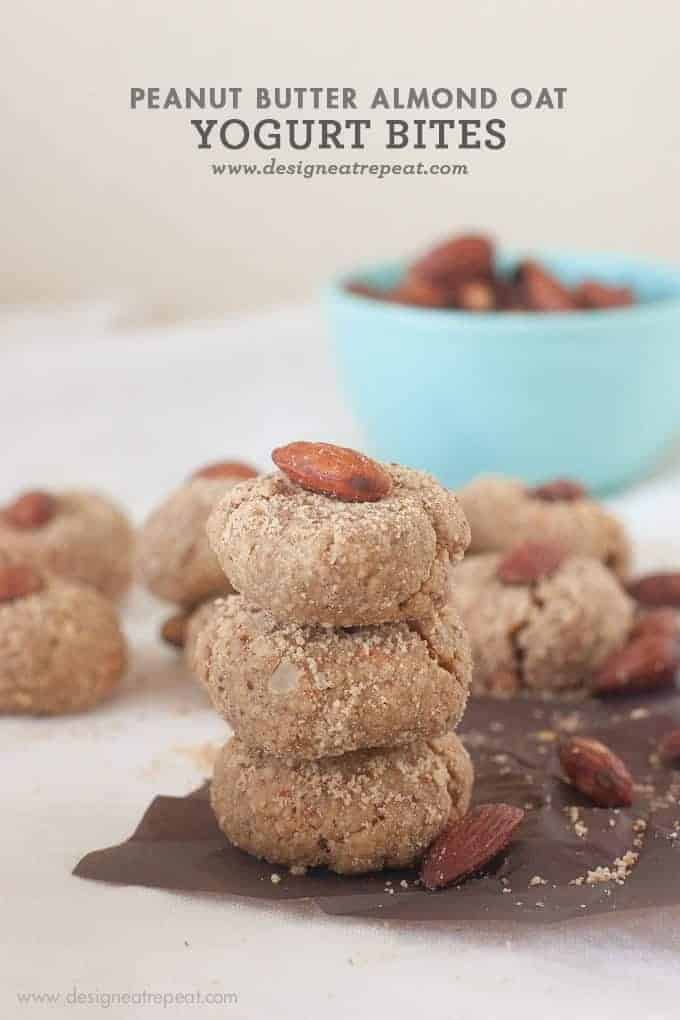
top-left (497, 541), bottom-right (565, 586)
top-left (658, 729), bottom-right (680, 767)
top-left (390, 275), bottom-right (450, 308)
top-left (515, 260), bottom-right (576, 312)
top-left (3, 490), bottom-right (56, 530)
top-left (160, 612), bottom-right (190, 649)
top-left (0, 564), bottom-right (44, 602)
top-left (192, 461), bottom-right (258, 482)
top-left (272, 442), bottom-right (393, 503)
top-left (420, 803), bottom-right (525, 891)
top-left (559, 736), bottom-right (633, 807)
top-left (626, 572), bottom-right (680, 609)
top-left (574, 280), bottom-right (634, 310)
top-left (452, 280), bottom-right (496, 312)
top-left (528, 478), bottom-right (587, 502)
top-left (593, 613), bottom-right (680, 695)
top-left (411, 234), bottom-right (494, 290)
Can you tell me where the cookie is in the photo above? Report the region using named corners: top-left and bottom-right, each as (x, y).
top-left (458, 476), bottom-right (630, 576)
top-left (207, 466), bottom-right (470, 626)
top-left (0, 561), bottom-right (126, 714)
top-left (193, 595), bottom-right (471, 759)
top-left (450, 553), bottom-right (634, 695)
top-left (0, 489), bottom-right (133, 599)
top-left (210, 733), bottom-right (473, 874)
top-left (136, 465), bottom-right (257, 608)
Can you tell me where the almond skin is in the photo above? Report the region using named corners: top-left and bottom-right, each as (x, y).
top-left (420, 804), bottom-right (525, 891)
top-left (593, 610), bottom-right (680, 694)
top-left (528, 478), bottom-right (587, 502)
top-left (160, 612), bottom-right (190, 649)
top-left (0, 564), bottom-right (44, 602)
top-left (410, 234), bottom-right (495, 291)
top-left (574, 281), bottom-right (634, 310)
top-left (272, 442), bottom-right (393, 503)
top-left (559, 736), bottom-right (633, 807)
top-left (658, 729), bottom-right (680, 767)
top-left (192, 461), bottom-right (258, 482)
top-left (390, 275), bottom-right (450, 308)
top-left (626, 572), bottom-right (680, 609)
top-left (497, 541), bottom-right (565, 586)
top-left (515, 260), bottom-right (576, 312)
top-left (3, 490), bottom-right (56, 529)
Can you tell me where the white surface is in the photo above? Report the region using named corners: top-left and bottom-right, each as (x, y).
top-left (3, 305), bottom-right (680, 1020)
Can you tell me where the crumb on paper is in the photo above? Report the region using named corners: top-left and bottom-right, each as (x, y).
top-left (270, 873), bottom-right (281, 885)
top-left (630, 707), bottom-right (650, 720)
top-left (529, 875), bottom-right (547, 887)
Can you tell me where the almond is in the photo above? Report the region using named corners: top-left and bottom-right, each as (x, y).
top-left (497, 541), bottom-right (565, 586)
top-left (593, 612), bottom-right (680, 695)
top-left (453, 280), bottom-right (496, 312)
top-left (515, 260), bottom-right (576, 312)
top-left (574, 280), bottom-right (634, 310)
top-left (192, 461), bottom-right (258, 482)
top-left (0, 564), bottom-right (44, 602)
top-left (420, 804), bottom-right (525, 891)
top-left (3, 490), bottom-right (56, 530)
top-left (411, 234), bottom-right (494, 291)
top-left (160, 612), bottom-right (190, 649)
top-left (272, 442), bottom-right (393, 503)
top-left (559, 736), bottom-right (633, 807)
top-left (528, 478), bottom-right (587, 502)
top-left (658, 729), bottom-right (680, 767)
top-left (390, 275), bottom-right (450, 308)
top-left (626, 572), bottom-right (680, 609)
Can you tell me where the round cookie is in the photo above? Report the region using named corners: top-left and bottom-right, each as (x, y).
top-left (210, 733), bottom-right (473, 874)
top-left (207, 465), bottom-right (470, 627)
top-left (193, 595), bottom-right (472, 759)
top-left (458, 476), bottom-right (631, 577)
top-left (136, 465), bottom-right (257, 608)
top-left (449, 552), bottom-right (634, 695)
top-left (0, 489), bottom-right (133, 599)
top-left (0, 562), bottom-right (127, 714)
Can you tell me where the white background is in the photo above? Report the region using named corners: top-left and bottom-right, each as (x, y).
top-left (3, 305), bottom-right (680, 1020)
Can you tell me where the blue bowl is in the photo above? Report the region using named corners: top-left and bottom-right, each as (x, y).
top-left (325, 251), bottom-right (680, 492)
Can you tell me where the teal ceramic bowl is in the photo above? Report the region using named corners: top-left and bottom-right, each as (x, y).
top-left (326, 251), bottom-right (680, 492)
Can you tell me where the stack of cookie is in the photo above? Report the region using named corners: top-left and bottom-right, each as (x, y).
top-left (192, 442), bottom-right (475, 875)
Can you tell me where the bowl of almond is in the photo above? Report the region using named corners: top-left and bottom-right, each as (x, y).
top-left (327, 234), bottom-right (680, 491)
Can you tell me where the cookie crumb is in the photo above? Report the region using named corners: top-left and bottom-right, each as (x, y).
top-left (529, 875), bottom-right (547, 887)
top-left (270, 873), bottom-right (281, 884)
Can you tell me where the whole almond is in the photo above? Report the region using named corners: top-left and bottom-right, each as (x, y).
top-left (574, 280), bottom-right (634, 310)
top-left (626, 572), bottom-right (680, 609)
top-left (559, 736), bottom-right (633, 807)
top-left (3, 490), bottom-right (56, 530)
top-left (192, 461), bottom-right (258, 482)
top-left (528, 478), bottom-right (587, 502)
top-left (497, 541), bottom-right (565, 586)
top-left (593, 613), bottom-right (680, 695)
top-left (420, 804), bottom-right (525, 891)
top-left (160, 612), bottom-right (190, 649)
top-left (272, 442), bottom-right (393, 503)
top-left (658, 729), bottom-right (680, 767)
top-left (411, 234), bottom-right (494, 290)
top-left (516, 260), bottom-right (575, 312)
top-left (0, 564), bottom-right (44, 602)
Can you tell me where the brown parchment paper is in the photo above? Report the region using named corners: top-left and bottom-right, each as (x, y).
top-left (74, 691), bottom-right (680, 926)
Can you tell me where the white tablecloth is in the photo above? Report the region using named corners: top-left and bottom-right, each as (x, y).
top-left (3, 305), bottom-right (680, 1020)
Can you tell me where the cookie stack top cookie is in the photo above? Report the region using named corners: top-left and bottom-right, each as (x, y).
top-left (206, 443), bottom-right (470, 627)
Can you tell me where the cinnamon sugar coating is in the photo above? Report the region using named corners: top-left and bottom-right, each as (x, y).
top-left (210, 733), bottom-right (473, 874)
top-left (458, 476), bottom-right (631, 577)
top-left (207, 466), bottom-right (470, 627)
top-left (0, 490), bottom-right (133, 599)
top-left (0, 569), bottom-right (126, 714)
top-left (136, 477), bottom-right (245, 607)
top-left (193, 595), bottom-right (471, 759)
top-left (450, 554), bottom-right (634, 695)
